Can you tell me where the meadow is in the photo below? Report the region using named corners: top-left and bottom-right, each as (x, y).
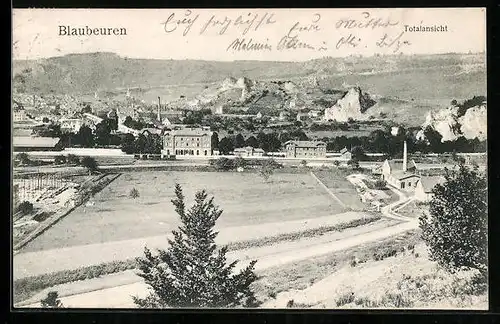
top-left (313, 169), bottom-right (367, 211)
top-left (22, 170), bottom-right (348, 252)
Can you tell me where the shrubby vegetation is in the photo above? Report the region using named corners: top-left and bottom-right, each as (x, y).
top-left (40, 291), bottom-right (63, 308)
top-left (420, 164), bottom-right (487, 280)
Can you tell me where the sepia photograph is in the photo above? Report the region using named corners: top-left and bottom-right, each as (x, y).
top-left (11, 8), bottom-right (487, 310)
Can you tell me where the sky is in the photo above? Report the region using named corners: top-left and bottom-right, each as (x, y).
top-left (12, 8), bottom-right (486, 62)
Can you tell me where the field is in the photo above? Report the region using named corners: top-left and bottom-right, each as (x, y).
top-left (22, 171), bottom-right (348, 252)
top-left (313, 169), bottom-right (366, 211)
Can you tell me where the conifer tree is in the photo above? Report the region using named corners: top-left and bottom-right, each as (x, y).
top-left (133, 184), bottom-right (259, 308)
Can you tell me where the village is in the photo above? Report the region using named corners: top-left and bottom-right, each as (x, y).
top-left (12, 80), bottom-right (487, 309)
top-left (11, 14), bottom-right (488, 308)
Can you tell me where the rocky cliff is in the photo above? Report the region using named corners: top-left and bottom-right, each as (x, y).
top-left (323, 87), bottom-right (376, 122)
top-left (416, 100), bottom-right (487, 142)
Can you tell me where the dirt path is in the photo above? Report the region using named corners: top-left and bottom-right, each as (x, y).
top-left (14, 211), bottom-right (370, 280)
top-left (18, 219), bottom-right (417, 308)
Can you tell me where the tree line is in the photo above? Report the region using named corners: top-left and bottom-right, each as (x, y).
top-left (213, 126), bottom-right (486, 156)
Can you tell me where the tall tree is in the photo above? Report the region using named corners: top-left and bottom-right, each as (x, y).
top-left (218, 137), bottom-right (234, 155)
top-left (420, 164), bottom-right (487, 277)
top-left (77, 125), bottom-right (95, 148)
top-left (121, 133), bottom-right (136, 154)
top-left (234, 134), bottom-right (246, 148)
top-left (94, 121), bottom-right (112, 146)
top-left (245, 136), bottom-right (258, 148)
top-left (133, 185), bottom-right (258, 308)
top-left (211, 132), bottom-right (219, 149)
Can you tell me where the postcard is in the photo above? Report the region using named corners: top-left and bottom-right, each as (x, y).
top-left (12, 8), bottom-right (487, 309)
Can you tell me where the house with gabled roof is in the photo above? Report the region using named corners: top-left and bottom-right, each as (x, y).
top-left (339, 147), bottom-right (352, 161)
top-left (414, 176), bottom-right (446, 202)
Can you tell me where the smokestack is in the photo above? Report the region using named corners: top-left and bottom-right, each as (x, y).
top-left (157, 97), bottom-right (162, 122)
top-left (403, 140), bottom-right (408, 172)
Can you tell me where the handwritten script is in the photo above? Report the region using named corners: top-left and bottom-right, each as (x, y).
top-left (161, 10), bottom-right (412, 54)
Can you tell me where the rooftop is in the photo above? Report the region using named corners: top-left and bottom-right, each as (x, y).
top-left (392, 170), bottom-right (421, 180)
top-left (419, 176), bottom-right (446, 192)
top-left (13, 136), bottom-right (61, 148)
top-left (166, 128), bottom-right (211, 137)
top-left (387, 159), bottom-right (418, 171)
top-left (284, 140), bottom-right (326, 148)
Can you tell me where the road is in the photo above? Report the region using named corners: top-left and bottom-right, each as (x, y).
top-left (19, 218), bottom-right (417, 308)
top-left (13, 211), bottom-right (369, 280)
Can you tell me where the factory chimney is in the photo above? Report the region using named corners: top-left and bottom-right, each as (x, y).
top-left (403, 140), bottom-right (408, 172)
top-left (157, 96), bottom-right (162, 123)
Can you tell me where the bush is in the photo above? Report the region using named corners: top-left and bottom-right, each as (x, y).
top-left (54, 155), bottom-right (67, 165)
top-left (15, 201), bottom-right (33, 215)
top-left (66, 154), bottom-right (80, 165)
top-left (380, 292), bottom-right (413, 308)
top-left (129, 188), bottom-right (140, 199)
top-left (373, 248), bottom-right (398, 261)
top-left (213, 157), bottom-right (235, 171)
top-left (13, 259), bottom-right (138, 304)
top-left (336, 291), bottom-right (355, 306)
top-left (234, 157), bottom-right (247, 169)
top-left (81, 156), bottom-right (99, 174)
top-left (354, 296), bottom-right (380, 307)
top-left (40, 291), bottom-right (63, 308)
top-left (374, 179), bottom-right (387, 190)
top-left (420, 164), bottom-right (487, 277)
top-left (16, 153), bottom-right (31, 165)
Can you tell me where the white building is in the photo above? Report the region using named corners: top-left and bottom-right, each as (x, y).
top-left (161, 128), bottom-right (213, 157)
top-left (13, 109), bottom-right (30, 122)
top-left (59, 118), bottom-right (83, 133)
top-left (233, 146), bottom-right (265, 157)
top-left (414, 176), bottom-right (446, 202)
top-left (381, 141), bottom-right (421, 192)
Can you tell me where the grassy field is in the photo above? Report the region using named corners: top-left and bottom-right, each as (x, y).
top-left (312, 169), bottom-right (366, 211)
top-left (22, 171), bottom-right (348, 252)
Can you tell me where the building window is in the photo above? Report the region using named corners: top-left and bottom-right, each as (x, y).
top-left (401, 182), bottom-right (405, 189)
top-left (197, 143), bottom-right (199, 147)
top-left (196, 150), bottom-right (199, 155)
top-left (408, 181), bottom-right (411, 187)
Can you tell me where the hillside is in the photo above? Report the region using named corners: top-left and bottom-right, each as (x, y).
top-left (12, 52), bottom-right (486, 126)
top-left (13, 52), bottom-right (485, 95)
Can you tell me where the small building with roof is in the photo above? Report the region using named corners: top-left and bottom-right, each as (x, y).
top-left (283, 140), bottom-right (327, 159)
top-left (339, 147), bottom-right (352, 161)
top-left (381, 141), bottom-right (421, 192)
top-left (161, 127), bottom-right (213, 157)
top-left (414, 176), bottom-right (446, 202)
top-left (233, 146), bottom-right (265, 157)
top-left (13, 136), bottom-right (63, 152)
